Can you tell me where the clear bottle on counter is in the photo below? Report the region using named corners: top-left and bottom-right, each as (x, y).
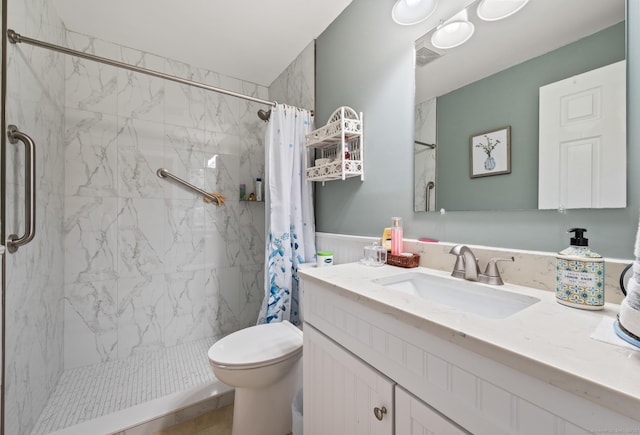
top-left (391, 217), bottom-right (403, 256)
top-left (363, 241), bottom-right (387, 266)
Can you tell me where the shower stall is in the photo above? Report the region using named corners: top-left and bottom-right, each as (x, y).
top-left (1, 1), bottom-right (314, 433)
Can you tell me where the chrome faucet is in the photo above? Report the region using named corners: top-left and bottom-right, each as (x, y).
top-left (449, 245), bottom-right (481, 281)
top-left (449, 245), bottom-right (514, 285)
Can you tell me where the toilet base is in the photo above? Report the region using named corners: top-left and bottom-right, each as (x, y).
top-left (231, 358), bottom-right (301, 435)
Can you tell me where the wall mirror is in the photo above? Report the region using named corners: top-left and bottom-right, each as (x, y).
top-left (413, 0), bottom-right (626, 212)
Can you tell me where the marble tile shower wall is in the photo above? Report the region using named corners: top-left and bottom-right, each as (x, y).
top-left (62, 30), bottom-right (267, 369)
top-left (5, 1), bottom-right (66, 434)
top-left (269, 41), bottom-right (315, 111)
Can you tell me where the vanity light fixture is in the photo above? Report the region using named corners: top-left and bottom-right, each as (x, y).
top-left (430, 9), bottom-right (475, 50)
top-left (476, 0), bottom-right (529, 21)
top-left (392, 0), bottom-right (438, 26)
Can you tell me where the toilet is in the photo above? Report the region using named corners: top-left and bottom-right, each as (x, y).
top-left (208, 320), bottom-right (303, 435)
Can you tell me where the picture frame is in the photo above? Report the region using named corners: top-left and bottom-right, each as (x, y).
top-left (470, 126), bottom-right (511, 178)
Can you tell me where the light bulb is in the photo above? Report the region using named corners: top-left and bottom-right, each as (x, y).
top-left (392, 0), bottom-right (439, 26)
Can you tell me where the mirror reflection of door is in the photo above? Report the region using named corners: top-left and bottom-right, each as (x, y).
top-left (538, 60), bottom-right (626, 209)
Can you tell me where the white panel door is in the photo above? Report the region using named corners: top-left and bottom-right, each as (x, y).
top-left (396, 386), bottom-right (469, 435)
top-left (538, 60), bottom-right (626, 209)
top-left (303, 324), bottom-right (394, 435)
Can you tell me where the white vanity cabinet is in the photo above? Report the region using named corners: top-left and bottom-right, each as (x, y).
top-left (301, 271), bottom-right (640, 435)
top-left (304, 325), bottom-right (393, 434)
top-left (396, 387), bottom-right (467, 435)
top-left (304, 324), bottom-right (466, 435)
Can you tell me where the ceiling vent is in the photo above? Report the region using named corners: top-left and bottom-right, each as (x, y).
top-left (415, 44), bottom-right (445, 67)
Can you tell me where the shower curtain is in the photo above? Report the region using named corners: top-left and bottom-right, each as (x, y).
top-left (258, 104), bottom-right (315, 326)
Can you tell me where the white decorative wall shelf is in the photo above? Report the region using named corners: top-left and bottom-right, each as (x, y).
top-left (305, 106), bottom-right (364, 185)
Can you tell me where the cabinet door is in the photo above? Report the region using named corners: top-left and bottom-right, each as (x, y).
top-left (304, 324), bottom-right (394, 435)
top-left (396, 386), bottom-right (469, 435)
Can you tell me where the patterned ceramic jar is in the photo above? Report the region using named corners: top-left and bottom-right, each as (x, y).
top-left (556, 246), bottom-right (605, 310)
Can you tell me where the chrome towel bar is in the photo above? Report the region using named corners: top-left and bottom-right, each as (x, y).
top-left (156, 168), bottom-right (223, 205)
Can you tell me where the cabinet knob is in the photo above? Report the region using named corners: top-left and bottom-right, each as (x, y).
top-left (373, 406), bottom-right (387, 421)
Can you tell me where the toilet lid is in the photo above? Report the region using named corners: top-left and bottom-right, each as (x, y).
top-left (208, 321), bottom-right (303, 369)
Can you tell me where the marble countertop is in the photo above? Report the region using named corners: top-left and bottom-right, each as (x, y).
top-left (299, 263), bottom-right (640, 422)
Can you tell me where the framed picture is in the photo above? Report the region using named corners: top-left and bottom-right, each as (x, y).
top-left (470, 126), bottom-right (511, 178)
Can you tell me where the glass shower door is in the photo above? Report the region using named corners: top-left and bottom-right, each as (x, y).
top-left (3, 1), bottom-right (67, 433)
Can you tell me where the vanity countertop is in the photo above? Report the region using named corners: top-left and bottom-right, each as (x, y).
top-left (299, 263), bottom-right (640, 422)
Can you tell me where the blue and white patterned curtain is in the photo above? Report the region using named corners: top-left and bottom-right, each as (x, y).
top-left (257, 104), bottom-right (316, 326)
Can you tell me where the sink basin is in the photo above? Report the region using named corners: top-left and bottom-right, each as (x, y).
top-left (373, 272), bottom-right (540, 319)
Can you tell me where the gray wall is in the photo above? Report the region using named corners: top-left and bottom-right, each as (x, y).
top-left (315, 0), bottom-right (639, 259)
top-left (437, 23), bottom-right (625, 211)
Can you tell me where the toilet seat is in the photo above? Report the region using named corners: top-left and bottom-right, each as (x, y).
top-left (208, 321), bottom-right (302, 370)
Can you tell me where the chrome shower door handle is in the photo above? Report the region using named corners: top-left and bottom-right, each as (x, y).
top-left (6, 125), bottom-right (36, 253)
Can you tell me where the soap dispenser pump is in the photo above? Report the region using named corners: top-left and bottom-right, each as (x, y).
top-left (555, 228), bottom-right (605, 310)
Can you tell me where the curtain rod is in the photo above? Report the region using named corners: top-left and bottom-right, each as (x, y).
top-left (7, 29), bottom-right (278, 108)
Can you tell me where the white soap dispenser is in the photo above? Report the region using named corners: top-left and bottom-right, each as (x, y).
top-left (555, 228), bottom-right (605, 310)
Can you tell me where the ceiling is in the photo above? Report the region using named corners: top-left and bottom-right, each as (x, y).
top-left (49, 0), bottom-right (625, 95)
top-left (51, 0), bottom-right (353, 87)
top-left (415, 0), bottom-right (626, 103)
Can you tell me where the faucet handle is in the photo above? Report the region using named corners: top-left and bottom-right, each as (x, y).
top-left (481, 256), bottom-right (515, 285)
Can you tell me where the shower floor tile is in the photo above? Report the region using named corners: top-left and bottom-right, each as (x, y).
top-left (32, 337), bottom-right (217, 435)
